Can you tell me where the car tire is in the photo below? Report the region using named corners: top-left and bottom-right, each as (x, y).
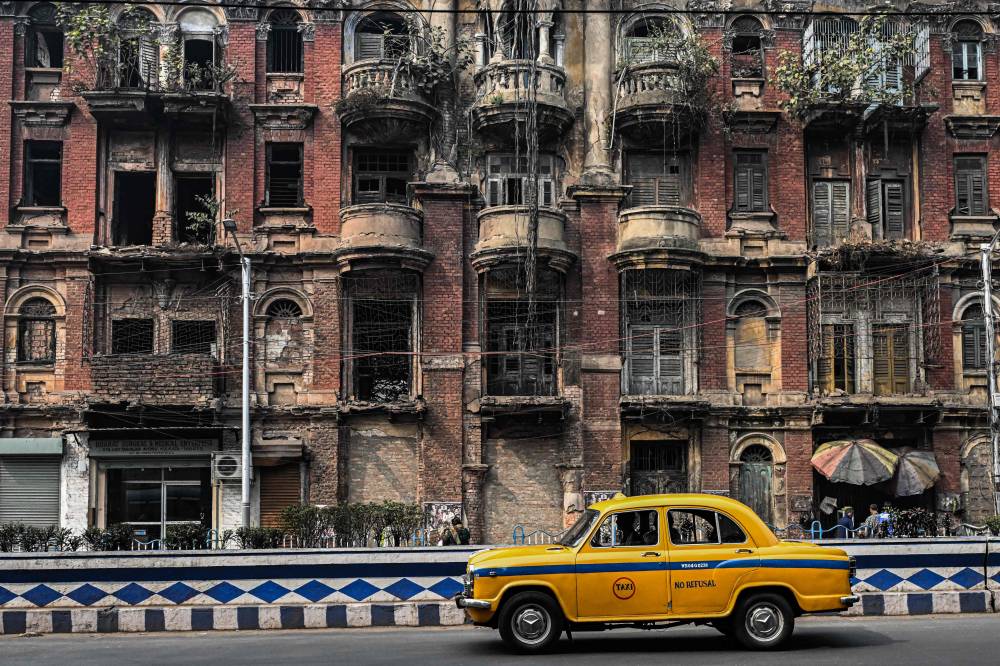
top-left (497, 591), bottom-right (564, 654)
top-left (732, 593), bottom-right (794, 650)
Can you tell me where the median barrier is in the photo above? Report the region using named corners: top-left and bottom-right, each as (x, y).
top-left (0, 538), bottom-right (994, 633)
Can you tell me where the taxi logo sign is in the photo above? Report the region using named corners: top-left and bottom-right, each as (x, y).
top-left (612, 577), bottom-right (636, 600)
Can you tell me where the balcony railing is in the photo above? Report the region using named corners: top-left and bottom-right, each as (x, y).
top-left (475, 60), bottom-right (567, 103)
top-left (615, 61), bottom-right (686, 109)
top-left (342, 60), bottom-right (430, 105)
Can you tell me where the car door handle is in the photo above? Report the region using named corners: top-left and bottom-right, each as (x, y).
top-left (642, 551), bottom-right (661, 557)
top-left (736, 548), bottom-right (754, 554)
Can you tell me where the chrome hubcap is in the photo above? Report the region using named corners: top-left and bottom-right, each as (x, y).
top-left (513, 605), bottom-right (550, 645)
top-left (745, 603), bottom-right (783, 642)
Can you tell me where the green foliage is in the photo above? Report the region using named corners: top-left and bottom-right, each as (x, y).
top-left (984, 515), bottom-right (1000, 536)
top-left (163, 523), bottom-right (209, 550)
top-left (234, 526), bottom-right (286, 549)
top-left (0, 524), bottom-right (83, 552)
top-left (887, 507), bottom-right (938, 537)
top-left (81, 524), bottom-right (134, 551)
top-left (383, 501), bottom-right (425, 547)
top-left (279, 504), bottom-right (333, 548)
top-left (183, 195), bottom-right (237, 246)
top-left (774, 15), bottom-right (918, 120)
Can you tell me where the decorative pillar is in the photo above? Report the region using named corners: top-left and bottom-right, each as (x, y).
top-left (152, 128), bottom-right (174, 246)
top-left (581, 0), bottom-right (615, 184)
top-left (538, 20), bottom-right (553, 64)
top-left (554, 32), bottom-right (565, 68)
top-left (475, 32), bottom-right (487, 68)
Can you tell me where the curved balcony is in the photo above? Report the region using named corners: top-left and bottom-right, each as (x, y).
top-left (472, 61), bottom-right (573, 140)
top-left (472, 206), bottom-right (576, 272)
top-left (612, 62), bottom-right (691, 142)
top-left (610, 206), bottom-right (704, 270)
top-left (335, 203), bottom-right (433, 272)
top-left (339, 61), bottom-right (437, 141)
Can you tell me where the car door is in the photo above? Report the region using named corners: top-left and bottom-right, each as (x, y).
top-left (666, 508), bottom-right (759, 616)
top-left (575, 508), bottom-right (670, 619)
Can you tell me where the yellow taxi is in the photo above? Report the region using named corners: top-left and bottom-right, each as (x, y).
top-left (456, 493), bottom-right (857, 652)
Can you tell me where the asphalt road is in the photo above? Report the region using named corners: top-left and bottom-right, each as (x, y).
top-left (0, 614), bottom-right (993, 665)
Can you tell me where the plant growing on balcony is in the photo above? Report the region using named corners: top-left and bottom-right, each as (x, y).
top-left (184, 195), bottom-right (239, 246)
top-left (774, 15), bottom-right (918, 121)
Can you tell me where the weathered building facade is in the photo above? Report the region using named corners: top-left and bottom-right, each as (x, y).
top-left (0, 0), bottom-right (996, 544)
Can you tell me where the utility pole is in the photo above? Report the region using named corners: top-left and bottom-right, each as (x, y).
top-left (224, 218), bottom-right (253, 528)
top-left (980, 233), bottom-right (1000, 516)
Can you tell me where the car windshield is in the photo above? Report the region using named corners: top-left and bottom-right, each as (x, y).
top-left (557, 509), bottom-right (600, 547)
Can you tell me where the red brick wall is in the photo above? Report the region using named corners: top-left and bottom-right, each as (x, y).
top-left (310, 24), bottom-right (342, 235)
top-left (0, 22), bottom-right (14, 216)
top-left (227, 23), bottom-right (258, 232)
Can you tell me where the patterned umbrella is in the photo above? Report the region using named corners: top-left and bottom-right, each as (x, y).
top-left (889, 447), bottom-right (941, 497)
top-left (811, 439), bottom-right (898, 486)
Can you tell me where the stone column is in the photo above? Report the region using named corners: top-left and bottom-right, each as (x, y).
top-left (581, 0), bottom-right (615, 185)
top-left (475, 32), bottom-right (487, 68)
top-left (152, 128), bottom-right (174, 246)
top-left (538, 20), bottom-right (553, 64)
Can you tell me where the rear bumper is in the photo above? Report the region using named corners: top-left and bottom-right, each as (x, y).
top-left (455, 594), bottom-right (491, 610)
top-left (840, 595), bottom-right (860, 607)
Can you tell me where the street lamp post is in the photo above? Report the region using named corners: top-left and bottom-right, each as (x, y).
top-left (223, 218), bottom-right (252, 528)
top-left (980, 231), bottom-right (1000, 516)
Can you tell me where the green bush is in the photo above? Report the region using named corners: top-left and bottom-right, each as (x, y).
top-left (279, 504), bottom-right (334, 547)
top-left (81, 524), bottom-right (134, 551)
top-left (234, 526), bottom-right (285, 549)
top-left (164, 523), bottom-right (209, 550)
top-left (985, 515), bottom-right (1000, 537)
top-left (888, 508), bottom-right (938, 537)
top-left (0, 524), bottom-right (83, 552)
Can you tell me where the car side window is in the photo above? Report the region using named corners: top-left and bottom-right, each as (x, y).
top-left (591, 509), bottom-right (659, 548)
top-left (719, 513), bottom-right (748, 544)
top-left (668, 509), bottom-right (718, 545)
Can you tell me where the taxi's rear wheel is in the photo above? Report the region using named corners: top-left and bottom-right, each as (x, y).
top-left (732, 593), bottom-right (794, 650)
top-left (497, 591), bottom-right (563, 653)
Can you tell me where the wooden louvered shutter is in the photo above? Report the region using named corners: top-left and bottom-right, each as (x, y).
top-left (873, 327), bottom-right (891, 395)
top-left (657, 327), bottom-right (684, 394)
top-left (812, 181), bottom-right (832, 247)
top-left (139, 36), bottom-right (158, 87)
top-left (891, 327), bottom-right (909, 393)
top-left (659, 168), bottom-right (682, 206)
top-left (956, 157), bottom-right (987, 215)
top-left (0, 456), bottom-right (60, 526)
top-left (915, 22), bottom-right (931, 81)
top-left (831, 181), bottom-right (850, 241)
top-left (884, 181), bottom-right (905, 239)
top-left (260, 463), bottom-right (301, 529)
top-left (735, 153), bottom-right (766, 213)
top-left (627, 154), bottom-right (661, 207)
top-left (970, 169), bottom-right (987, 215)
top-left (866, 179), bottom-right (883, 231)
top-left (629, 326), bottom-right (656, 394)
top-left (357, 32), bottom-right (384, 60)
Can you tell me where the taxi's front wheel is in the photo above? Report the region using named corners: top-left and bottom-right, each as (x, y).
top-left (732, 593), bottom-right (794, 650)
top-left (497, 591), bottom-right (564, 653)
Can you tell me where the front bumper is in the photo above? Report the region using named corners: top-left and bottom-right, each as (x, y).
top-left (840, 595), bottom-right (860, 607)
top-left (455, 594), bottom-right (491, 610)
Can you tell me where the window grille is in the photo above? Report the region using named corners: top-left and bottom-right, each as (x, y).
top-left (914, 21), bottom-right (930, 81)
top-left (266, 143), bottom-right (304, 207)
top-left (266, 299), bottom-right (302, 319)
top-left (267, 9), bottom-right (304, 74)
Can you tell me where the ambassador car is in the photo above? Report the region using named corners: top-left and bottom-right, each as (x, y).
top-left (456, 493), bottom-right (857, 652)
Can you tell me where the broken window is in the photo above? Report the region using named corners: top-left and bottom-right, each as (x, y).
top-left (26, 3), bottom-right (63, 69)
top-left (962, 304), bottom-right (988, 371)
top-left (171, 320), bottom-right (216, 355)
top-left (113, 171), bottom-right (156, 246)
top-left (621, 269), bottom-right (700, 395)
top-left (23, 140), bottom-right (62, 207)
top-left (866, 178), bottom-right (906, 240)
top-left (344, 273), bottom-right (417, 402)
top-left (265, 299), bottom-right (304, 365)
top-left (117, 9), bottom-right (158, 89)
top-left (353, 150), bottom-right (411, 204)
top-left (621, 15), bottom-right (677, 64)
top-left (873, 324), bottom-right (910, 395)
top-left (266, 143), bottom-right (304, 207)
top-left (485, 154), bottom-right (557, 207)
top-left (952, 20), bottom-right (982, 80)
top-left (355, 11), bottom-right (410, 60)
top-left (730, 16), bottom-right (764, 78)
top-left (175, 175), bottom-right (215, 244)
top-left (484, 267), bottom-right (559, 396)
top-left (111, 319), bottom-right (154, 355)
top-left (267, 9), bottom-right (304, 73)
top-left (733, 151), bottom-right (767, 213)
top-left (811, 179), bottom-right (850, 247)
top-left (818, 323), bottom-right (855, 393)
top-left (625, 152), bottom-right (690, 208)
top-left (17, 298), bottom-right (56, 364)
top-left (178, 8), bottom-right (219, 90)
top-left (955, 156), bottom-right (987, 216)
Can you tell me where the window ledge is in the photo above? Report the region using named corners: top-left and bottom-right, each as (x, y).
top-left (15, 205), bottom-right (66, 214)
top-left (259, 206), bottom-right (311, 214)
top-left (14, 362), bottom-right (56, 369)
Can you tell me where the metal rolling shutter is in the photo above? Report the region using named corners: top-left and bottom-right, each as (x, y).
top-left (259, 464), bottom-right (301, 528)
top-left (0, 456), bottom-right (60, 526)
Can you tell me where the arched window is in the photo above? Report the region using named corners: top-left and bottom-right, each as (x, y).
top-left (267, 9), bottom-right (303, 74)
top-left (730, 16), bottom-right (763, 79)
top-left (622, 15), bottom-right (678, 64)
top-left (355, 11), bottom-right (410, 61)
top-left (953, 20), bottom-right (983, 80)
top-left (117, 8), bottom-right (158, 89)
top-left (178, 8), bottom-right (220, 90)
top-left (498, 5), bottom-right (537, 59)
top-left (17, 298), bottom-right (56, 363)
top-left (265, 299), bottom-right (304, 364)
top-left (961, 303), bottom-right (988, 370)
top-left (26, 3), bottom-right (63, 69)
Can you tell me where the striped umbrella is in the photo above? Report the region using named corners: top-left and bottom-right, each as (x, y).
top-left (811, 439), bottom-right (898, 486)
top-left (889, 447), bottom-right (941, 497)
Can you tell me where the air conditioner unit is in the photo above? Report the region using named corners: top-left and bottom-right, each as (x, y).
top-left (212, 452), bottom-right (243, 483)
